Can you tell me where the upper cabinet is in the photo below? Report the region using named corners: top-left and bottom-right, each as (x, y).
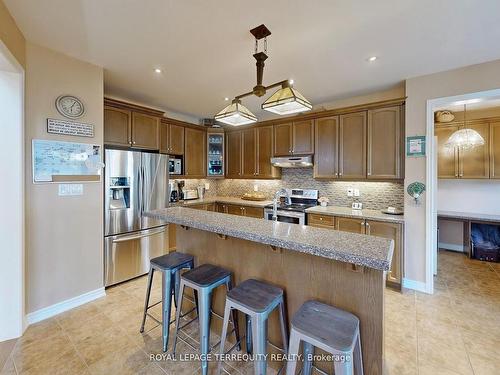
top-left (274, 120), bottom-right (314, 156)
top-left (225, 127), bottom-right (281, 179)
top-left (131, 112), bottom-right (159, 150)
top-left (367, 106), bottom-right (402, 179)
top-left (314, 116), bottom-right (339, 178)
top-left (160, 122), bottom-right (185, 155)
top-left (104, 98), bottom-right (163, 151)
top-left (491, 121), bottom-right (500, 178)
top-left (184, 127), bottom-right (206, 178)
top-left (104, 106), bottom-right (131, 147)
top-left (339, 111), bottom-right (367, 179)
top-left (436, 121), bottom-right (490, 179)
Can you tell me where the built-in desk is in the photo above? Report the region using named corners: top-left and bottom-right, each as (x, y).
top-left (438, 211), bottom-right (500, 258)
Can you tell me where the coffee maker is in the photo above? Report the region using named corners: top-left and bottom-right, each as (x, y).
top-left (169, 180), bottom-right (179, 202)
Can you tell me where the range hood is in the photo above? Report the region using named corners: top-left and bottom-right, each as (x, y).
top-left (271, 155), bottom-right (313, 168)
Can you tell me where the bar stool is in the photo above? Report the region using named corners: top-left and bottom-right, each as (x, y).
top-left (172, 264), bottom-right (241, 375)
top-left (217, 279), bottom-right (289, 375)
top-left (286, 300), bottom-right (363, 375)
top-left (140, 252), bottom-right (195, 352)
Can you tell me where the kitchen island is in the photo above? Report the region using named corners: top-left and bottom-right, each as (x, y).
top-left (146, 207), bottom-right (393, 374)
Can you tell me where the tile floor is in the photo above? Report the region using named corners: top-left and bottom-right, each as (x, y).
top-left (1, 250), bottom-right (499, 375)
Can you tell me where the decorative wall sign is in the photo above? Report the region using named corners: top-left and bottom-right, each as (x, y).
top-left (47, 118), bottom-right (94, 137)
top-left (406, 135), bottom-right (426, 157)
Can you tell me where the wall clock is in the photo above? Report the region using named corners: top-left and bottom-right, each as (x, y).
top-left (55, 95), bottom-right (85, 119)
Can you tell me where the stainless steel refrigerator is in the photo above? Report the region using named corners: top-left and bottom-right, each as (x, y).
top-left (104, 149), bottom-right (169, 286)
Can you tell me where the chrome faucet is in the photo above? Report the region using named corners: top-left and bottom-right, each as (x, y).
top-left (272, 188), bottom-right (291, 221)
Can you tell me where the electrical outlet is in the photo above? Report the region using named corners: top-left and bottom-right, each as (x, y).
top-left (354, 189), bottom-right (360, 197)
top-left (253, 184), bottom-right (259, 192)
top-left (347, 188), bottom-right (354, 197)
top-left (204, 183), bottom-right (210, 190)
top-left (351, 202), bottom-right (363, 210)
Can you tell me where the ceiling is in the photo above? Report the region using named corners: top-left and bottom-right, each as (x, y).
top-left (6, 0), bottom-right (500, 121)
top-left (435, 97), bottom-right (500, 112)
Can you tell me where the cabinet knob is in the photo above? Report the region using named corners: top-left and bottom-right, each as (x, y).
top-left (133, 141), bottom-right (136, 144)
top-left (319, 217), bottom-right (323, 221)
top-left (367, 172), bottom-right (371, 176)
top-left (460, 174), bottom-right (463, 177)
top-left (339, 172), bottom-right (343, 176)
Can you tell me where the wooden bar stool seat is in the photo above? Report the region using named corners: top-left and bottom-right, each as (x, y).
top-left (286, 300), bottom-right (363, 375)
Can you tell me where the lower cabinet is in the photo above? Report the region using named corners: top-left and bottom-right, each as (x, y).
top-left (216, 202), bottom-right (264, 218)
top-left (188, 203), bottom-right (216, 211)
top-left (308, 213), bottom-right (403, 289)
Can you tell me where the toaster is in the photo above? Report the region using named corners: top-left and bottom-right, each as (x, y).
top-left (183, 189), bottom-right (199, 200)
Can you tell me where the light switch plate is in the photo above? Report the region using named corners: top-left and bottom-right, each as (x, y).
top-left (351, 202), bottom-right (363, 210)
top-left (354, 189), bottom-right (360, 197)
top-left (347, 188), bottom-right (354, 197)
top-left (253, 184), bottom-right (259, 192)
top-left (204, 183), bottom-right (210, 190)
top-left (58, 184), bottom-right (83, 196)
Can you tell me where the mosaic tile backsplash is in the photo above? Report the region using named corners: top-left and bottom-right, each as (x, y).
top-left (179, 169), bottom-right (404, 211)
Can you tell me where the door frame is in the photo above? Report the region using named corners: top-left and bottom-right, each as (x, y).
top-left (0, 40), bottom-right (25, 340)
top-left (425, 88), bottom-right (500, 294)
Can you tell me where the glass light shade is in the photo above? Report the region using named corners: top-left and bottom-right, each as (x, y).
top-left (444, 128), bottom-right (485, 150)
top-left (262, 86), bottom-right (312, 115)
top-left (214, 100), bottom-right (257, 126)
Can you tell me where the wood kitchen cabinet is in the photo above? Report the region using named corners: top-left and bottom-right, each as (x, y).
top-left (184, 127), bottom-right (206, 177)
top-left (131, 112), bottom-right (160, 150)
top-left (188, 203), bottom-right (215, 211)
top-left (104, 106), bottom-right (131, 147)
top-left (339, 112), bottom-right (367, 179)
top-left (256, 126), bottom-right (281, 179)
top-left (365, 220), bottom-right (403, 287)
top-left (273, 120), bottom-right (314, 156)
top-left (226, 131), bottom-right (242, 178)
top-left (314, 116), bottom-right (339, 178)
top-left (160, 122), bottom-right (185, 155)
top-left (242, 128), bottom-right (257, 177)
top-left (491, 121), bottom-right (500, 178)
top-left (307, 213), bottom-right (404, 289)
top-left (216, 202), bottom-right (264, 218)
top-left (460, 122), bottom-right (489, 178)
top-left (367, 106), bottom-right (402, 179)
top-left (226, 127), bottom-right (280, 179)
top-left (436, 122), bottom-right (489, 179)
top-left (336, 216), bottom-right (365, 233)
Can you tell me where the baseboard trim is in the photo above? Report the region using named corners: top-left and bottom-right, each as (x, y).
top-left (438, 242), bottom-right (464, 252)
top-left (26, 287), bottom-right (106, 325)
top-left (402, 278), bottom-right (428, 293)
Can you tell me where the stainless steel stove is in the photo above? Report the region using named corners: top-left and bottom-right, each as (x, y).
top-left (264, 189), bottom-right (318, 225)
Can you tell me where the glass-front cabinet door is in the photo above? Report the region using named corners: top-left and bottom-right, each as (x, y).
top-left (207, 130), bottom-right (224, 177)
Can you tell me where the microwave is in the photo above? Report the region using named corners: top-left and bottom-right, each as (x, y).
top-left (169, 158), bottom-right (182, 175)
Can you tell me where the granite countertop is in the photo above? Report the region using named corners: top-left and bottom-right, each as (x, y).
top-left (438, 210), bottom-right (500, 223)
top-left (146, 207), bottom-right (394, 271)
top-left (172, 196), bottom-right (273, 208)
top-left (306, 205), bottom-right (405, 224)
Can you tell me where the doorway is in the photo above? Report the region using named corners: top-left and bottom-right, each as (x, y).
top-left (426, 88), bottom-right (500, 293)
top-left (0, 41), bottom-right (25, 341)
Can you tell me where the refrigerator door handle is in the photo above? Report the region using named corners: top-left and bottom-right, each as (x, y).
top-left (112, 227), bottom-right (166, 243)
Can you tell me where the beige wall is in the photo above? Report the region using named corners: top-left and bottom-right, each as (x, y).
top-left (0, 0), bottom-right (24, 67)
top-left (25, 43), bottom-right (104, 313)
top-left (405, 59), bottom-right (500, 283)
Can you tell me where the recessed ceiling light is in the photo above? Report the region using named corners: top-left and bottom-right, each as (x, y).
top-left (154, 68), bottom-right (162, 73)
top-left (368, 56), bottom-right (378, 62)
top-left (224, 97), bottom-right (229, 101)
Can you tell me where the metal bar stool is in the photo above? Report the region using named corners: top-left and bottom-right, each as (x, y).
top-left (140, 252), bottom-right (195, 352)
top-left (286, 300), bottom-right (363, 375)
top-left (217, 279), bottom-right (289, 375)
top-left (172, 264), bottom-right (241, 375)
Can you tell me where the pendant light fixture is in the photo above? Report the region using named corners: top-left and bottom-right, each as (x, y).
top-left (444, 104), bottom-right (485, 150)
top-left (215, 24), bottom-right (312, 126)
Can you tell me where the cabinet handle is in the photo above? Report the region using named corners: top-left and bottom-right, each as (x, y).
top-left (339, 172), bottom-right (343, 176)
top-left (459, 174), bottom-right (463, 177)
top-left (367, 172), bottom-right (371, 176)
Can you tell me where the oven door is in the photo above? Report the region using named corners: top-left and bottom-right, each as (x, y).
top-left (264, 209), bottom-right (305, 225)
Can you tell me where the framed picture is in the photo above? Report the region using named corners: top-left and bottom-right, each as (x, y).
top-left (406, 136), bottom-right (426, 157)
